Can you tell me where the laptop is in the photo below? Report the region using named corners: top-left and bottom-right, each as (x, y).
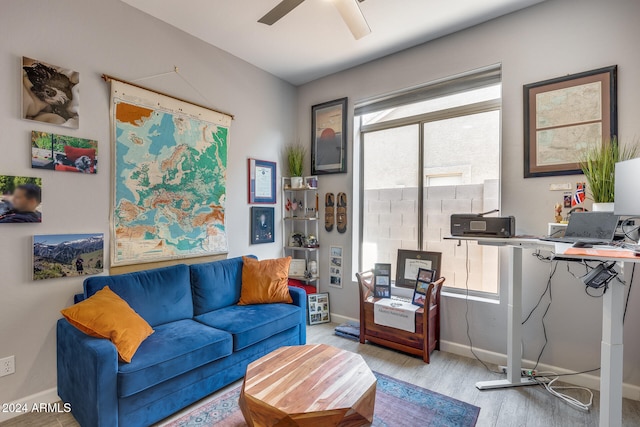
top-left (542, 212), bottom-right (619, 244)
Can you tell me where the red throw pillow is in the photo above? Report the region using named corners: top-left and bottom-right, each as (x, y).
top-left (64, 146), bottom-right (96, 162)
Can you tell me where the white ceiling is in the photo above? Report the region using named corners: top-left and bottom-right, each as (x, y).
top-left (121, 0), bottom-right (545, 86)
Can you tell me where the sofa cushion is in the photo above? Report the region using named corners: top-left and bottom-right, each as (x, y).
top-left (194, 303), bottom-right (301, 351)
top-left (239, 256), bottom-right (293, 305)
top-left (84, 264), bottom-right (193, 327)
top-left (61, 286), bottom-right (154, 363)
top-left (117, 319), bottom-right (232, 398)
top-left (189, 256), bottom-right (255, 315)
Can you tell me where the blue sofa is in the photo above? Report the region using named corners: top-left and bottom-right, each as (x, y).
top-left (57, 256), bottom-right (306, 427)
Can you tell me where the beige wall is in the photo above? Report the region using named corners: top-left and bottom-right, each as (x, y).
top-left (297, 0), bottom-right (640, 391)
top-left (0, 0), bottom-right (295, 407)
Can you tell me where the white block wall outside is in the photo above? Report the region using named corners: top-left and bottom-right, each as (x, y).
top-left (363, 180), bottom-right (499, 292)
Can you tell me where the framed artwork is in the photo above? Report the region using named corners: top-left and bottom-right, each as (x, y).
top-left (22, 57), bottom-right (79, 129)
top-left (412, 268), bottom-right (436, 307)
top-left (308, 293), bottom-right (331, 325)
top-left (33, 234), bottom-right (103, 280)
top-left (0, 175), bottom-right (42, 224)
top-left (251, 206), bottom-right (274, 244)
top-left (311, 98), bottom-right (347, 175)
top-left (109, 79), bottom-right (230, 266)
top-left (395, 250), bottom-right (441, 289)
top-left (524, 66), bottom-right (617, 178)
top-left (247, 158), bottom-right (276, 204)
top-left (373, 263), bottom-right (392, 298)
top-left (329, 245), bottom-right (343, 288)
top-left (31, 131), bottom-right (98, 174)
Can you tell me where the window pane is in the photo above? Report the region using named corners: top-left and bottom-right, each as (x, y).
top-left (362, 84), bottom-right (501, 126)
top-left (423, 111), bottom-right (500, 293)
top-left (363, 125), bottom-right (419, 280)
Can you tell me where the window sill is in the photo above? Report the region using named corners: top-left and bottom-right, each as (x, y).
top-left (390, 284), bottom-right (499, 304)
top-left (441, 290), bottom-right (500, 304)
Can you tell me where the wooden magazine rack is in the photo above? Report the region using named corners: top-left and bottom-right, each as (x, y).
top-left (357, 270), bottom-right (444, 363)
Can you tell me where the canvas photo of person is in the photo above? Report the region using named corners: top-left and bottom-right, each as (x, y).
top-left (0, 176), bottom-right (42, 224)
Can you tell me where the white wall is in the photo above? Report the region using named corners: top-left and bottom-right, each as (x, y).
top-left (297, 0), bottom-right (640, 390)
top-left (0, 0), bottom-right (295, 405)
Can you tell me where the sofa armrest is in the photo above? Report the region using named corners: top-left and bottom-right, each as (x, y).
top-left (288, 286), bottom-right (307, 344)
top-left (57, 319), bottom-right (119, 427)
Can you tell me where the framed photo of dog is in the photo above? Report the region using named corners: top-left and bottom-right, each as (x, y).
top-left (22, 57), bottom-right (79, 129)
top-left (31, 131), bottom-right (97, 174)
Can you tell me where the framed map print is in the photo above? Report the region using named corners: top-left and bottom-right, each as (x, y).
top-left (311, 98), bottom-right (347, 175)
top-left (109, 79), bottom-right (231, 266)
top-left (524, 66), bottom-right (617, 178)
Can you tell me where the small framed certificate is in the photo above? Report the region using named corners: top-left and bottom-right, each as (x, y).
top-left (248, 158), bottom-right (276, 204)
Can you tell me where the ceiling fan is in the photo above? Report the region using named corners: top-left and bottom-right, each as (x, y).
top-left (258, 0), bottom-right (371, 40)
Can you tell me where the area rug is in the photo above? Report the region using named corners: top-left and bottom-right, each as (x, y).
top-left (163, 372), bottom-right (479, 427)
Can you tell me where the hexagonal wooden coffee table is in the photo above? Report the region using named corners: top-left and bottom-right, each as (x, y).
top-left (239, 344), bottom-right (377, 427)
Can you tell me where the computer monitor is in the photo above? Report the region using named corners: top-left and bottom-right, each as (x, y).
top-left (614, 158), bottom-right (640, 216)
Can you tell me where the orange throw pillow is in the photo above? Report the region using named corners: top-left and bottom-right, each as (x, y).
top-left (239, 256), bottom-right (293, 305)
top-left (60, 286), bottom-right (154, 363)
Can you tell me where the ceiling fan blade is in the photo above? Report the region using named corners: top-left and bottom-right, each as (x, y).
top-left (258, 0), bottom-right (306, 25)
top-left (333, 0), bottom-right (371, 40)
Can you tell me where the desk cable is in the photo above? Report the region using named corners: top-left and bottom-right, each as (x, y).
top-left (463, 241), bottom-right (503, 375)
top-left (523, 254), bottom-right (596, 411)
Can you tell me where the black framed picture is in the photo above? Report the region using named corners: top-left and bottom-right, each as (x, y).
top-left (373, 263), bottom-right (392, 298)
top-left (248, 158), bottom-right (276, 204)
top-left (311, 97), bottom-right (347, 175)
top-left (524, 66), bottom-right (617, 178)
top-left (395, 250), bottom-right (441, 289)
top-left (412, 268), bottom-right (436, 307)
top-left (250, 207), bottom-right (274, 244)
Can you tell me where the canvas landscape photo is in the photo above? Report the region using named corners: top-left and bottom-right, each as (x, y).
top-left (32, 131), bottom-right (97, 173)
top-left (33, 233), bottom-right (104, 280)
top-left (0, 175), bottom-right (42, 223)
top-left (22, 57), bottom-right (79, 128)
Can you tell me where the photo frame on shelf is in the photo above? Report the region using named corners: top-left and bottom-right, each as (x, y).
top-left (248, 158), bottom-right (276, 204)
top-left (524, 66), bottom-right (617, 178)
top-left (289, 259), bottom-right (306, 278)
top-left (395, 250), bottom-right (441, 289)
top-left (373, 263), bottom-right (392, 298)
top-left (308, 292), bottom-right (331, 325)
top-left (411, 268), bottom-right (436, 307)
top-left (250, 206), bottom-right (274, 244)
top-left (311, 98), bottom-right (347, 175)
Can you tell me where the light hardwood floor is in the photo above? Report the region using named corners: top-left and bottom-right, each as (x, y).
top-left (3, 322), bottom-right (640, 426)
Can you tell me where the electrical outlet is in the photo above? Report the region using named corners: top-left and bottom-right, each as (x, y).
top-left (0, 356), bottom-right (15, 377)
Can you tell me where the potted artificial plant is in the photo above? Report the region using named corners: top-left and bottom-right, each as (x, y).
top-left (580, 137), bottom-right (639, 211)
top-left (285, 144), bottom-right (306, 188)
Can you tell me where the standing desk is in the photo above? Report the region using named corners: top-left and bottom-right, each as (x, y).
top-left (446, 236), bottom-right (638, 427)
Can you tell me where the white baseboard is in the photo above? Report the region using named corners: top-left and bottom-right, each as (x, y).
top-left (0, 387), bottom-right (60, 422)
top-left (329, 313), bottom-right (359, 325)
top-left (440, 340), bottom-right (640, 402)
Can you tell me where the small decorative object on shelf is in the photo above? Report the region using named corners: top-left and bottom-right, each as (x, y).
top-left (285, 144), bottom-right (306, 188)
top-left (283, 176), bottom-right (320, 289)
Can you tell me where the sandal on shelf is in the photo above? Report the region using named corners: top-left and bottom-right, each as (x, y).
top-left (325, 193), bottom-right (335, 232)
top-left (337, 192), bottom-right (347, 234)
